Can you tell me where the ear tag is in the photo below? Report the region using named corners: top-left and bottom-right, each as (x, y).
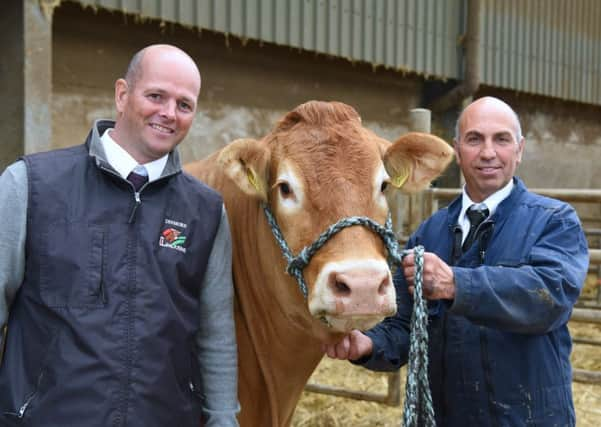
top-left (391, 168), bottom-right (409, 188)
top-left (247, 168), bottom-right (261, 193)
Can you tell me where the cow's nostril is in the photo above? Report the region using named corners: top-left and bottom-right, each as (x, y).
top-left (378, 278), bottom-right (390, 295)
top-left (334, 280), bottom-right (351, 295)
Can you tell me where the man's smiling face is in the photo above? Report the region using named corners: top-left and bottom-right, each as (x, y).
top-left (454, 97), bottom-right (525, 202)
top-left (113, 46), bottom-right (201, 164)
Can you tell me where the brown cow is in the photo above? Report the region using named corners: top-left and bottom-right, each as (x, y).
top-left (184, 101), bottom-right (453, 426)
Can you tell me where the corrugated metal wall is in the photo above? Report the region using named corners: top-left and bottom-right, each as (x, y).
top-left (73, 0), bottom-right (601, 105)
top-left (75, 0), bottom-right (462, 79)
top-left (480, 0), bottom-right (601, 105)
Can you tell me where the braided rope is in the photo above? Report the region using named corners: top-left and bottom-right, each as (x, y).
top-left (261, 202), bottom-right (434, 425)
top-left (402, 245), bottom-right (436, 427)
top-left (262, 203), bottom-right (402, 298)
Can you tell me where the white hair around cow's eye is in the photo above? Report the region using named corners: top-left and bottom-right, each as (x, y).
top-left (374, 164), bottom-right (391, 207)
top-left (279, 182), bottom-right (294, 198)
top-left (277, 180), bottom-right (294, 199)
top-left (274, 165), bottom-right (303, 212)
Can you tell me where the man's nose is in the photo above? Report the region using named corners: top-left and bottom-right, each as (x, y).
top-left (480, 139), bottom-right (496, 158)
top-left (160, 100), bottom-right (177, 120)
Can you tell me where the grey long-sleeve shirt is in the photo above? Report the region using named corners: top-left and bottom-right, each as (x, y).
top-left (0, 161), bottom-right (239, 426)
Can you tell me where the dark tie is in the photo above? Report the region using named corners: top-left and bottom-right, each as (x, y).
top-left (462, 204), bottom-right (489, 252)
top-left (127, 165), bottom-right (148, 192)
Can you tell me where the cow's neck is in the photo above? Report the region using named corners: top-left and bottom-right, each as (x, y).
top-left (229, 195), bottom-right (333, 426)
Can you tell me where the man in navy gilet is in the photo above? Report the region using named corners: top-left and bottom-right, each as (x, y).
top-left (0, 44), bottom-right (239, 426)
top-left (324, 97), bottom-right (589, 426)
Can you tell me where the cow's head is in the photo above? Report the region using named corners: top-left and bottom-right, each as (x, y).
top-left (218, 101), bottom-right (453, 333)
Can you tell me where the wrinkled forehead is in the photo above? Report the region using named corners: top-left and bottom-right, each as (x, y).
top-left (459, 101), bottom-right (521, 139)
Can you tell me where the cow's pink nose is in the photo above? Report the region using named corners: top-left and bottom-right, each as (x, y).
top-left (329, 267), bottom-right (392, 300)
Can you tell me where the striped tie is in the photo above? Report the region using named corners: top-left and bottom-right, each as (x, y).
top-left (462, 203), bottom-right (489, 251)
top-left (127, 165), bottom-right (148, 191)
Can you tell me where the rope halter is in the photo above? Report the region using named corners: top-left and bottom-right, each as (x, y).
top-left (261, 202), bottom-right (402, 299)
top-left (261, 201), bottom-right (435, 426)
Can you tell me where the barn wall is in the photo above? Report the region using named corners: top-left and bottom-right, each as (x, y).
top-left (476, 87), bottom-right (601, 190)
top-left (73, 0), bottom-right (601, 107)
top-left (50, 2), bottom-right (601, 195)
top-left (51, 2), bottom-right (423, 165)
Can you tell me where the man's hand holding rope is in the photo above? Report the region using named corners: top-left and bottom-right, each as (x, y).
top-left (402, 251), bottom-right (456, 301)
top-left (323, 251), bottom-right (457, 360)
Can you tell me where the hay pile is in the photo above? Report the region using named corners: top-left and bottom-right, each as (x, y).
top-left (293, 322), bottom-right (601, 426)
top-left (293, 362), bottom-right (404, 427)
top-left (571, 322), bottom-right (601, 426)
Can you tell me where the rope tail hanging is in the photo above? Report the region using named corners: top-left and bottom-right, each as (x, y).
top-left (261, 202), bottom-right (435, 425)
top-left (402, 245), bottom-right (436, 427)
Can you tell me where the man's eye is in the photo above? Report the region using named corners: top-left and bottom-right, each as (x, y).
top-left (179, 101), bottom-right (193, 112)
top-left (148, 93), bottom-right (161, 101)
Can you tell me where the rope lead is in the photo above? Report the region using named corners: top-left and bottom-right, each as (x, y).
top-left (402, 245), bottom-right (436, 427)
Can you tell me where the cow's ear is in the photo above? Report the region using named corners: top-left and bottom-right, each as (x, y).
top-left (383, 132), bottom-right (454, 193)
top-left (218, 138), bottom-right (271, 200)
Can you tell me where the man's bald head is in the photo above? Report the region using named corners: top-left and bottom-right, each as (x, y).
top-left (455, 96), bottom-right (523, 143)
top-left (124, 44), bottom-right (201, 91)
top-left (452, 96), bottom-right (525, 202)
top-left (112, 44), bottom-right (202, 164)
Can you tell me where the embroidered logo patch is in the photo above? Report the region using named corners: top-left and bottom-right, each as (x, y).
top-left (159, 227), bottom-right (187, 253)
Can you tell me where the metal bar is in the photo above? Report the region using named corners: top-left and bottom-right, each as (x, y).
top-left (429, 188), bottom-right (601, 204)
top-left (576, 299), bottom-right (601, 309)
top-left (573, 368), bottom-right (601, 384)
top-left (572, 337), bottom-right (601, 347)
top-left (590, 249), bottom-right (601, 265)
top-left (597, 236), bottom-right (601, 305)
top-left (570, 308), bottom-right (601, 324)
top-left (386, 370), bottom-right (401, 406)
top-left (304, 382), bottom-right (393, 405)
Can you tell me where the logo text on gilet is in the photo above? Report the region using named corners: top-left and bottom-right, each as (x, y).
top-left (159, 219), bottom-right (188, 253)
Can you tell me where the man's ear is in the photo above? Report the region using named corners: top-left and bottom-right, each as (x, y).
top-left (516, 136), bottom-right (526, 165)
top-left (114, 78), bottom-right (129, 115)
top-left (383, 132), bottom-right (454, 193)
top-left (217, 138), bottom-right (271, 201)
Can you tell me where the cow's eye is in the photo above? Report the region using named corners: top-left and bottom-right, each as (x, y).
top-left (279, 182), bottom-right (292, 197)
top-left (380, 180), bottom-right (390, 193)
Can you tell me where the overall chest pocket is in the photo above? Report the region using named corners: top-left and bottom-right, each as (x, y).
top-left (40, 222), bottom-right (106, 308)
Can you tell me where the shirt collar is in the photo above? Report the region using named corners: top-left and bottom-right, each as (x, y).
top-left (100, 128), bottom-right (168, 182)
top-left (458, 179), bottom-right (514, 235)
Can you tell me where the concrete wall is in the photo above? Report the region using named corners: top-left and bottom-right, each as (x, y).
top-left (480, 88), bottom-right (601, 190)
top-left (51, 2), bottom-right (422, 165)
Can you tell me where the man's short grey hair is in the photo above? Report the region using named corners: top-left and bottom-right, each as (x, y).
top-left (124, 49), bottom-right (146, 87)
top-left (454, 104), bottom-right (524, 143)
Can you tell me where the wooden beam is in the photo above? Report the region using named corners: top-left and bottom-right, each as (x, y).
top-left (406, 108), bottom-right (431, 233)
top-left (0, 0), bottom-right (52, 170)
